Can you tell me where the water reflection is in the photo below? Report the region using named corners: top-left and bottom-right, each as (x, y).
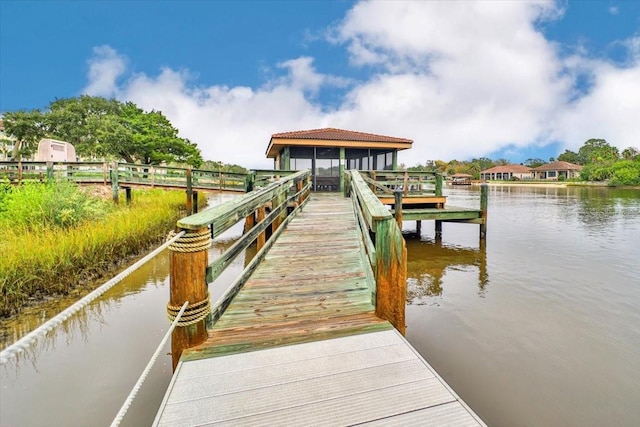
top-left (405, 233), bottom-right (488, 304)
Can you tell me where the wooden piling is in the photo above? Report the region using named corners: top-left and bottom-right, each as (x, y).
top-left (256, 206), bottom-right (266, 250)
top-left (192, 191), bottom-right (199, 214)
top-left (169, 227), bottom-right (209, 370)
top-left (416, 220), bottom-right (422, 235)
top-left (435, 220), bottom-right (442, 236)
top-left (124, 187), bottom-right (132, 205)
top-left (480, 183), bottom-right (488, 239)
top-left (375, 218), bottom-right (407, 335)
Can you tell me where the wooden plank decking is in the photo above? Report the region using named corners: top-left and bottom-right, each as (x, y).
top-left (154, 194), bottom-right (485, 426)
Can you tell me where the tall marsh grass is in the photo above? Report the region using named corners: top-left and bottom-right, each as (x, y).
top-left (0, 182), bottom-right (189, 317)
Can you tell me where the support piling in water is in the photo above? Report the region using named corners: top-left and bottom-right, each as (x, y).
top-left (480, 183), bottom-right (488, 239)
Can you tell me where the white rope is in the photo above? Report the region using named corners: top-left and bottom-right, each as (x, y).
top-left (110, 301), bottom-right (188, 427)
top-left (0, 231), bottom-right (186, 366)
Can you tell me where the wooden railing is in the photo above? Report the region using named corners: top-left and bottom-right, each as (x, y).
top-left (359, 170), bottom-right (443, 198)
top-left (0, 161), bottom-right (248, 193)
top-left (346, 170), bottom-right (407, 334)
top-left (167, 169), bottom-right (312, 359)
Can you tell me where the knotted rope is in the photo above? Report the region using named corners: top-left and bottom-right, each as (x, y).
top-left (168, 229), bottom-right (211, 253)
top-left (166, 292), bottom-right (211, 327)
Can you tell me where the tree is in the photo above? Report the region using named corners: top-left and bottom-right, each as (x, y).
top-left (577, 139), bottom-right (619, 165)
top-left (524, 158), bottom-right (545, 168)
top-left (2, 109), bottom-right (46, 159)
top-left (557, 149), bottom-right (580, 164)
top-left (3, 96), bottom-right (203, 166)
top-left (621, 146), bottom-right (639, 160)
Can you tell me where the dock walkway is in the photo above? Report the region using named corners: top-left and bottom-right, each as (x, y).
top-left (154, 194), bottom-right (485, 426)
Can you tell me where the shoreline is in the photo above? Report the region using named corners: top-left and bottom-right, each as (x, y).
top-left (450, 181), bottom-right (640, 189)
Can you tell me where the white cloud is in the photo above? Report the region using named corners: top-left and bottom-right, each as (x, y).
top-left (81, 1), bottom-right (640, 168)
top-left (83, 45), bottom-right (126, 98)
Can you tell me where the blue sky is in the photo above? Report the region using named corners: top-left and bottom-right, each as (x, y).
top-left (1, 0), bottom-right (639, 168)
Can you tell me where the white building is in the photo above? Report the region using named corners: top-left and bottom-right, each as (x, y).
top-left (36, 139), bottom-right (77, 162)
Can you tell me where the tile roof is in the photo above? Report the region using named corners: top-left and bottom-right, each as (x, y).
top-left (481, 164), bottom-right (532, 174)
top-left (533, 161), bottom-right (582, 171)
top-left (271, 128), bottom-right (413, 144)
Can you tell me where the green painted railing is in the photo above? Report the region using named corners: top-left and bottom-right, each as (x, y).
top-left (170, 169), bottom-right (312, 329)
top-left (359, 170), bottom-right (443, 197)
top-left (0, 161), bottom-right (250, 193)
top-left (346, 170), bottom-right (407, 334)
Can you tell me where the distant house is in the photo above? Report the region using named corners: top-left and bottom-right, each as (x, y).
top-left (266, 128), bottom-right (413, 191)
top-left (480, 164), bottom-right (533, 181)
top-left (36, 139), bottom-right (77, 162)
top-left (533, 161), bottom-right (582, 180)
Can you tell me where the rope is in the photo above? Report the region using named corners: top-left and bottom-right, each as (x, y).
top-left (0, 231), bottom-right (185, 366)
top-left (168, 229), bottom-right (211, 253)
top-left (110, 301), bottom-right (189, 427)
top-left (166, 292), bottom-right (211, 327)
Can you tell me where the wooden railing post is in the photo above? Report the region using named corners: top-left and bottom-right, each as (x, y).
top-left (111, 161), bottom-right (119, 204)
top-left (480, 183), bottom-right (488, 239)
top-left (46, 162), bottom-right (53, 182)
top-left (375, 218), bottom-right (407, 334)
top-left (256, 206), bottom-right (266, 250)
top-left (435, 173), bottom-right (443, 197)
top-left (394, 189), bottom-right (403, 230)
top-left (169, 227), bottom-right (210, 370)
top-left (186, 168), bottom-right (193, 215)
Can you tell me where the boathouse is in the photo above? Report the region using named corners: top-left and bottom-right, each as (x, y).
top-left (266, 128), bottom-right (413, 191)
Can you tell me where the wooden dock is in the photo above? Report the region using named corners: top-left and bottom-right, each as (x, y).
top-left (154, 194), bottom-right (485, 426)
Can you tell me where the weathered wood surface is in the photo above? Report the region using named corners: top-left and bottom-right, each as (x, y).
top-left (154, 329), bottom-right (486, 426)
top-left (184, 193), bottom-right (388, 360)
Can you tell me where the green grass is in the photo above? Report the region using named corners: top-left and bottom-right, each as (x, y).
top-left (0, 182), bottom-right (191, 317)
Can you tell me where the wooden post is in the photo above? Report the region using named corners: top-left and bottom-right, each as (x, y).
top-left (192, 191), bottom-right (199, 213)
top-left (435, 173), bottom-right (443, 196)
top-left (403, 171), bottom-right (409, 196)
top-left (169, 227), bottom-right (209, 370)
top-left (416, 220), bottom-right (422, 235)
top-left (343, 171), bottom-right (351, 197)
top-left (480, 183), bottom-right (488, 239)
top-left (435, 220), bottom-right (442, 237)
top-left (256, 206), bottom-right (266, 250)
top-left (375, 218), bottom-right (407, 334)
top-left (243, 212), bottom-right (256, 234)
top-left (245, 172), bottom-right (255, 193)
top-left (46, 162), bottom-right (53, 182)
top-left (339, 147), bottom-right (345, 193)
top-left (111, 161), bottom-right (119, 204)
top-left (394, 189), bottom-right (403, 230)
top-left (125, 187), bottom-right (132, 205)
top-left (271, 190), bottom-right (285, 233)
top-left (186, 168), bottom-right (193, 215)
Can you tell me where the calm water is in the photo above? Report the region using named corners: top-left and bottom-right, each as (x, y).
top-left (1, 186), bottom-right (639, 426)
top-left (406, 185), bottom-right (640, 427)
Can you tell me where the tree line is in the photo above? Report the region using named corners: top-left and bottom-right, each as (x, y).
top-left (2, 96), bottom-right (209, 167)
top-left (407, 139), bottom-right (639, 186)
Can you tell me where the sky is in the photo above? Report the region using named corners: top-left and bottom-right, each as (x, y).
top-left (1, 0), bottom-right (639, 169)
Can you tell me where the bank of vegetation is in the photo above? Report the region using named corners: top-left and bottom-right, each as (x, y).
top-left (0, 181), bottom-right (191, 317)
